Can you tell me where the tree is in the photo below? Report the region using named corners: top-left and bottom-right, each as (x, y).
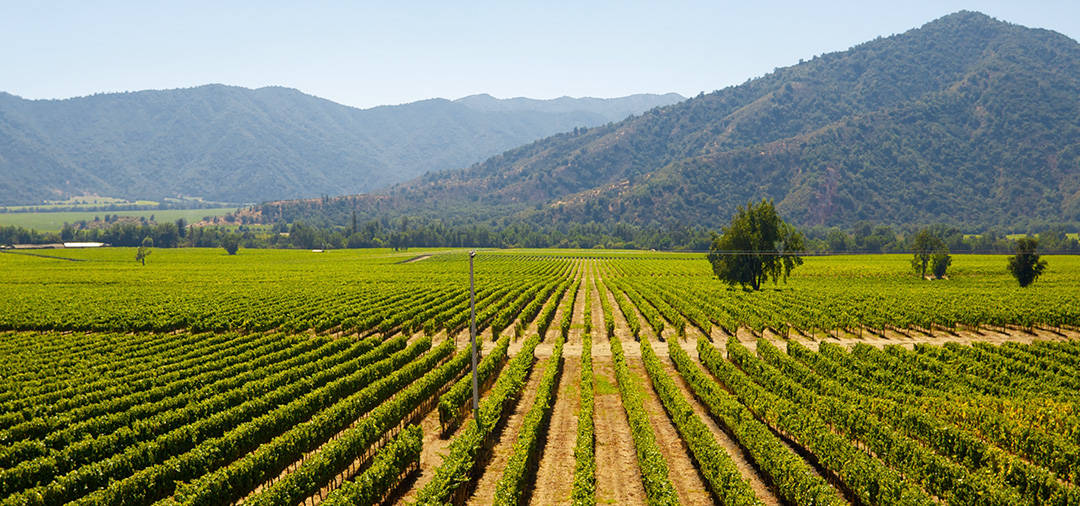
top-left (135, 236), bottom-right (152, 265)
top-left (221, 233), bottom-right (241, 255)
top-left (1007, 236), bottom-right (1047, 287)
top-left (931, 251), bottom-right (951, 279)
top-left (707, 199), bottom-right (804, 291)
top-left (910, 228), bottom-right (949, 278)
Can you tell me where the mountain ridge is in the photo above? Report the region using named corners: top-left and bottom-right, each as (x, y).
top-left (259, 11), bottom-right (1080, 230)
top-left (0, 86), bottom-right (683, 205)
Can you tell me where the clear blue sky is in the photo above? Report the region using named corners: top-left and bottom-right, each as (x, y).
top-left (3, 1), bottom-right (1077, 109)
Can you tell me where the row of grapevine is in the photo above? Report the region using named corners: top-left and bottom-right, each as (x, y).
top-left (414, 333), bottom-right (544, 504)
top-left (321, 424), bottom-right (422, 506)
top-left (0, 335), bottom-right (368, 496)
top-left (493, 329), bottom-right (566, 503)
top-left (558, 275), bottom-right (582, 339)
top-left (790, 341), bottom-right (1079, 502)
top-left (597, 255), bottom-right (1080, 335)
top-left (571, 277), bottom-right (595, 505)
top-left (607, 329), bottom-right (678, 503)
top-left (4, 334), bottom-right (410, 505)
top-left (730, 339), bottom-right (1023, 505)
top-left (437, 335), bottom-right (511, 434)
top-left (859, 342), bottom-right (1080, 482)
top-left (2, 331), bottom-right (300, 446)
top-left (696, 337), bottom-right (934, 505)
top-left (2, 331), bottom-right (283, 431)
top-left (238, 339), bottom-right (473, 506)
top-left (638, 336), bottom-right (760, 505)
top-left (603, 279), bottom-right (641, 340)
top-left (173, 338), bottom-right (451, 505)
top-left (612, 280), bottom-right (666, 338)
top-left (667, 340), bottom-right (841, 505)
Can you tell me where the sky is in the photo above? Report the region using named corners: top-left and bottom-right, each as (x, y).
top-left (2, 1), bottom-right (1078, 109)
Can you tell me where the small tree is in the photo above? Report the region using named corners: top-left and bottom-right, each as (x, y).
top-left (910, 228), bottom-right (949, 278)
top-left (1007, 237), bottom-right (1047, 287)
top-left (135, 236), bottom-right (152, 265)
top-left (707, 199), bottom-right (804, 291)
top-left (221, 233), bottom-right (240, 255)
top-left (931, 252), bottom-right (951, 279)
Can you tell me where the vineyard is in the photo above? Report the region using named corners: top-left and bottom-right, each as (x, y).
top-left (1, 248), bottom-right (1079, 505)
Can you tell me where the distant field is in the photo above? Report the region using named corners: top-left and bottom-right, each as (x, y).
top-left (0, 207), bottom-right (237, 231)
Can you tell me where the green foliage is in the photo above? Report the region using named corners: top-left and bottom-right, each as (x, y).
top-left (639, 337), bottom-right (761, 505)
top-left (220, 233), bottom-right (240, 255)
top-left (608, 328), bottom-right (679, 504)
top-left (700, 337), bottom-right (935, 505)
top-left (708, 200), bottom-right (804, 290)
top-left (321, 424), bottom-right (422, 506)
top-left (571, 288), bottom-right (595, 505)
top-left (910, 228), bottom-right (945, 277)
top-left (669, 340), bottom-right (842, 505)
top-left (4, 249), bottom-right (1080, 506)
top-left (1008, 236), bottom-right (1048, 287)
top-left (931, 252), bottom-right (951, 279)
top-left (135, 236), bottom-right (152, 265)
top-left (415, 333), bottom-right (544, 504)
top-left (493, 330), bottom-right (565, 504)
top-left (437, 335), bottom-right (510, 433)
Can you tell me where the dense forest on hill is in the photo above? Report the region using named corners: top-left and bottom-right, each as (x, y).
top-left (260, 11), bottom-right (1080, 231)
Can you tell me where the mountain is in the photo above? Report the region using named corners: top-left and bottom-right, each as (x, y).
top-left (261, 11), bottom-right (1080, 230)
top-left (0, 87), bottom-right (683, 205)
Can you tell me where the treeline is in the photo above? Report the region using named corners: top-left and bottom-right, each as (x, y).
top-left (804, 222), bottom-right (1080, 254)
top-left (0, 222), bottom-right (251, 249)
top-left (0, 201), bottom-right (229, 214)
top-left (3, 218), bottom-right (1077, 253)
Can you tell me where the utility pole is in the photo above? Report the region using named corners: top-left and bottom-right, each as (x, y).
top-left (469, 251), bottom-right (480, 429)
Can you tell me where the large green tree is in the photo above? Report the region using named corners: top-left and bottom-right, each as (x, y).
top-left (1007, 236), bottom-right (1047, 287)
top-left (708, 199), bottom-right (804, 291)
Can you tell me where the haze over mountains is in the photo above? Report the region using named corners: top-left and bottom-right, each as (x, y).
top-left (263, 11), bottom-right (1080, 230)
top-left (0, 88), bottom-right (683, 205)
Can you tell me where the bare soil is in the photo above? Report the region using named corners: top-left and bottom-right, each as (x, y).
top-left (592, 357), bottom-right (648, 505)
top-left (395, 396), bottom-right (455, 503)
top-left (627, 359), bottom-right (713, 506)
top-left (658, 354), bottom-right (782, 505)
top-left (528, 357), bottom-right (581, 505)
top-left (466, 355), bottom-right (550, 505)
top-left (565, 272), bottom-right (589, 346)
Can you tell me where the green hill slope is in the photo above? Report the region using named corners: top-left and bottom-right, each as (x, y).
top-left (0, 86), bottom-right (682, 205)
top-left (263, 11), bottom-right (1080, 230)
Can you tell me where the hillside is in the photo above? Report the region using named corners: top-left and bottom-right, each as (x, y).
top-left (0, 87), bottom-right (682, 205)
top-left (261, 11), bottom-right (1080, 230)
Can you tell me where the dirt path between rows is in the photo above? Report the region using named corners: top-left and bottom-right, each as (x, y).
top-left (658, 352), bottom-right (782, 505)
top-left (627, 358), bottom-right (714, 505)
top-left (592, 357), bottom-right (647, 505)
top-left (565, 270), bottom-right (589, 346)
top-left (528, 357), bottom-right (581, 505)
top-left (466, 355), bottom-right (550, 505)
top-left (542, 263), bottom-right (581, 343)
top-left (690, 338), bottom-right (855, 504)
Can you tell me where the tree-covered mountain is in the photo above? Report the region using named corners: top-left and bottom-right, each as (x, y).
top-left (0, 87), bottom-right (683, 205)
top-left (261, 11), bottom-right (1080, 231)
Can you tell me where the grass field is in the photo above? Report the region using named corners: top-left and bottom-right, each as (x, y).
top-left (1, 248), bottom-right (1077, 505)
top-left (0, 207), bottom-right (238, 231)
